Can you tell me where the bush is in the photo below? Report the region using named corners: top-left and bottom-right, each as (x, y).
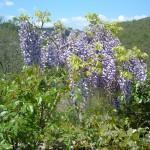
top-left (0, 67), bottom-right (150, 149)
top-left (119, 72), bottom-right (150, 129)
top-left (43, 110), bottom-right (150, 149)
top-left (0, 66), bottom-right (69, 149)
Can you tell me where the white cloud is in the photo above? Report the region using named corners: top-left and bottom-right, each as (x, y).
top-left (58, 14), bottom-right (147, 29)
top-left (71, 16), bottom-right (88, 27)
top-left (42, 17), bottom-right (87, 29)
top-left (115, 15), bottom-right (147, 22)
top-left (98, 14), bottom-right (108, 21)
top-left (60, 18), bottom-right (69, 24)
top-left (71, 16), bottom-right (86, 22)
top-left (4, 0), bottom-right (14, 7)
top-left (117, 15), bottom-right (126, 22)
top-left (132, 15), bottom-right (147, 20)
top-left (60, 16), bottom-right (89, 29)
top-left (0, 0), bottom-right (14, 8)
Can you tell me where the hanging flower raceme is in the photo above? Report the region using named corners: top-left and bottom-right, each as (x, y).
top-left (61, 25), bottom-right (120, 90)
top-left (18, 20), bottom-right (147, 105)
top-left (19, 21), bottom-right (42, 65)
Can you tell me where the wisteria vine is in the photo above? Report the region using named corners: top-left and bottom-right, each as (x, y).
top-left (18, 18), bottom-right (147, 108)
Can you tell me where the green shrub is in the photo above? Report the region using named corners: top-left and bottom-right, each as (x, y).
top-left (44, 110), bottom-right (150, 149)
top-left (0, 67), bottom-right (149, 149)
top-left (119, 72), bottom-right (150, 129)
top-left (0, 66), bottom-right (69, 149)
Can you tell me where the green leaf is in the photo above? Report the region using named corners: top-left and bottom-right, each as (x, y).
top-left (0, 111), bottom-right (8, 117)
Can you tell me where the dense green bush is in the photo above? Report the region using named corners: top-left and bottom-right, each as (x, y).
top-left (119, 72), bottom-right (150, 129)
top-left (42, 111), bottom-right (149, 149)
top-left (0, 67), bottom-right (149, 150)
top-left (0, 67), bottom-right (69, 149)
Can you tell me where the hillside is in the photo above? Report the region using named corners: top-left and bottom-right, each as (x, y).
top-left (0, 22), bottom-right (23, 73)
top-left (0, 17), bottom-right (150, 73)
top-left (117, 17), bottom-right (150, 55)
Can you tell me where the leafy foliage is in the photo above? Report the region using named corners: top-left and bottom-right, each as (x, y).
top-left (0, 68), bottom-right (149, 149)
top-left (119, 72), bottom-right (150, 129)
top-left (0, 11), bottom-right (150, 150)
top-left (51, 111), bottom-right (149, 150)
top-left (0, 67), bottom-right (69, 149)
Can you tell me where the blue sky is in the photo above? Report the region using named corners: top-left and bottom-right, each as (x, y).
top-left (0, 0), bottom-right (150, 29)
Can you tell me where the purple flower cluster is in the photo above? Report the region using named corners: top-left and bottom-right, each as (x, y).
top-left (19, 21), bottom-right (41, 65)
top-left (128, 59), bottom-right (147, 81)
top-left (19, 21), bottom-right (147, 104)
top-left (63, 26), bottom-right (120, 97)
top-left (118, 58), bottom-right (147, 102)
top-left (19, 22), bottom-right (62, 68)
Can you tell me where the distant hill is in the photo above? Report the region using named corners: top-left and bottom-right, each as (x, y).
top-left (0, 22), bottom-right (23, 73)
top-left (117, 17), bottom-right (150, 55)
top-left (0, 17), bottom-right (150, 73)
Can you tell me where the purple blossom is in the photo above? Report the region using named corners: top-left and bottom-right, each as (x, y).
top-left (19, 21), bottom-right (41, 65)
top-left (19, 21), bottom-right (147, 105)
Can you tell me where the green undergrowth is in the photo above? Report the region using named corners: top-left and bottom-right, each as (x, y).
top-left (0, 67), bottom-right (149, 150)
